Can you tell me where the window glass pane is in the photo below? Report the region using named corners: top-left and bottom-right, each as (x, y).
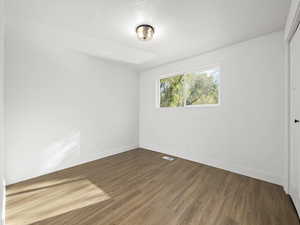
top-left (185, 69), bottom-right (219, 106)
top-left (160, 74), bottom-right (185, 107)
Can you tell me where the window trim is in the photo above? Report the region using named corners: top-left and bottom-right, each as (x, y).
top-left (156, 66), bottom-right (221, 109)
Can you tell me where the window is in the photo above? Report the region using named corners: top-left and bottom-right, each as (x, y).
top-left (159, 68), bottom-right (220, 108)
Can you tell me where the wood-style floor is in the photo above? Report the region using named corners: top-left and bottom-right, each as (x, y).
top-left (6, 149), bottom-right (300, 225)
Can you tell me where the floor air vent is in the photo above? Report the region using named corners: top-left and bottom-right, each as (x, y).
top-left (162, 156), bottom-right (175, 161)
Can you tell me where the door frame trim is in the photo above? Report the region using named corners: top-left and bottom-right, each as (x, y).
top-left (285, 0), bottom-right (300, 195)
top-left (285, 0), bottom-right (300, 42)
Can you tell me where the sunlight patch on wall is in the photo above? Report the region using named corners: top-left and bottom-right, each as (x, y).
top-left (39, 131), bottom-right (81, 175)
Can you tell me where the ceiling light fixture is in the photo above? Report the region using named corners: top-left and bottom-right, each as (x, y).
top-left (136, 24), bottom-right (155, 41)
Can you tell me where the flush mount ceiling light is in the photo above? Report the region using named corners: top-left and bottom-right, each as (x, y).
top-left (136, 24), bottom-right (155, 41)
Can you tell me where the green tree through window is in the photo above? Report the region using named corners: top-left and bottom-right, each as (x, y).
top-left (159, 69), bottom-right (219, 107)
top-left (160, 74), bottom-right (185, 107)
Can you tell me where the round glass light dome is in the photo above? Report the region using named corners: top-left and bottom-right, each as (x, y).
top-left (136, 24), bottom-right (155, 41)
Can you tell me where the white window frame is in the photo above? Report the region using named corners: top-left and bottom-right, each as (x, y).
top-left (156, 66), bottom-right (221, 108)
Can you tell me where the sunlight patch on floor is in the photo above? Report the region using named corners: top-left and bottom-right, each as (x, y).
top-left (6, 178), bottom-right (110, 225)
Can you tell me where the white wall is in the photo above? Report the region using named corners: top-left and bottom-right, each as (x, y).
top-left (140, 31), bottom-right (285, 185)
top-left (5, 25), bottom-right (139, 185)
top-left (0, 0), bottom-right (4, 222)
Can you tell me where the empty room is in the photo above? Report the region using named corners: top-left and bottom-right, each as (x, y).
top-left (1, 0), bottom-right (300, 224)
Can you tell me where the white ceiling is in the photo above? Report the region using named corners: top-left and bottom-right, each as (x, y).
top-left (6, 0), bottom-right (291, 71)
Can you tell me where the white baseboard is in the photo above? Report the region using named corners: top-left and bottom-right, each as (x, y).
top-left (283, 177), bottom-right (289, 193)
top-left (7, 144), bottom-right (283, 186)
top-left (6, 145), bottom-right (138, 185)
top-left (139, 145), bottom-right (283, 186)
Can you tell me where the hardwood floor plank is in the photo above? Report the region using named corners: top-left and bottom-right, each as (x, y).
top-left (6, 148), bottom-right (300, 225)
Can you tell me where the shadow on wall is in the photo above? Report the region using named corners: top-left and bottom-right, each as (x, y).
top-left (39, 131), bottom-right (81, 175)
